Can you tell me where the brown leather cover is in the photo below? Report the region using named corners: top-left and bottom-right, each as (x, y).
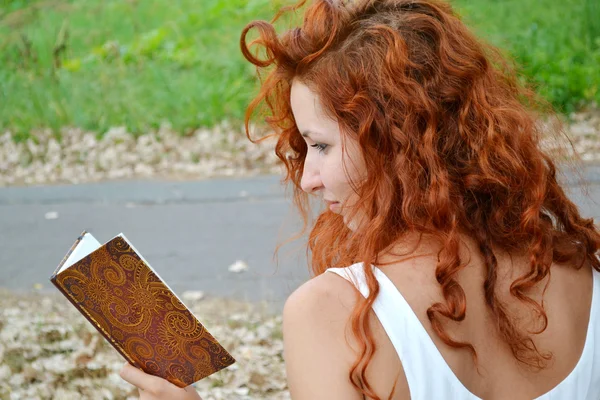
top-left (50, 233), bottom-right (236, 388)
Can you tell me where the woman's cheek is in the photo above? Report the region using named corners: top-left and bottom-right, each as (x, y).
top-left (321, 161), bottom-right (345, 194)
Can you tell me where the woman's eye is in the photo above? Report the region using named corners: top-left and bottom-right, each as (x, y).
top-left (310, 143), bottom-right (328, 154)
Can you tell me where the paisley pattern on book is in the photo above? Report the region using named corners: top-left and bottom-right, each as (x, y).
top-left (54, 236), bottom-right (235, 387)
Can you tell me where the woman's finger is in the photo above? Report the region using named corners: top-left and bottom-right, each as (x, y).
top-left (119, 362), bottom-right (165, 393)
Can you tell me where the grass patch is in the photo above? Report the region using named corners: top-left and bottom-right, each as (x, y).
top-left (1, 0), bottom-right (599, 140)
top-left (455, 0), bottom-right (600, 114)
top-left (1, 0), bottom-right (290, 139)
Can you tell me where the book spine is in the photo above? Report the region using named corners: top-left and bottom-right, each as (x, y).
top-left (51, 230), bottom-right (87, 277)
top-left (49, 275), bottom-right (142, 370)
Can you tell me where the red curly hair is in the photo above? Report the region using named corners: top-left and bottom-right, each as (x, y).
top-left (240, 0), bottom-right (600, 398)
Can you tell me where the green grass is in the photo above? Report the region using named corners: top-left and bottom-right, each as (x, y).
top-left (0, 0), bottom-right (289, 138)
top-left (1, 0), bottom-right (599, 140)
top-left (455, 0), bottom-right (600, 114)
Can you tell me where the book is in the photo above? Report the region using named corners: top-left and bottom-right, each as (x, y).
top-left (49, 231), bottom-right (236, 388)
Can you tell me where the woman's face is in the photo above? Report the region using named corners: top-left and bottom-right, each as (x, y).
top-left (290, 79), bottom-right (366, 230)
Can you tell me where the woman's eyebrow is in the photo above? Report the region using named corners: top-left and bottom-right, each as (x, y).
top-left (301, 130), bottom-right (322, 138)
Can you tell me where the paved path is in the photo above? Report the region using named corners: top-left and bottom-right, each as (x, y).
top-left (1, 164), bottom-right (599, 314)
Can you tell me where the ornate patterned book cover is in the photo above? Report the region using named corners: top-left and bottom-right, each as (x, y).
top-left (50, 234), bottom-right (236, 388)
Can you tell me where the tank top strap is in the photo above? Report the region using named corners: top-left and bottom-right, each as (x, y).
top-left (326, 263), bottom-right (479, 400)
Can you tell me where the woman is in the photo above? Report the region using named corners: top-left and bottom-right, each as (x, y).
top-left (120, 0), bottom-right (600, 398)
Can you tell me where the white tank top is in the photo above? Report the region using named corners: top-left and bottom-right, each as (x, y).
top-left (327, 262), bottom-right (600, 400)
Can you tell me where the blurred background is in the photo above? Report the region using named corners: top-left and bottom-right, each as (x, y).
top-left (0, 0), bottom-right (599, 399)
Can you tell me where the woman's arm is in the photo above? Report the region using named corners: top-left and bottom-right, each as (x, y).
top-left (282, 272), bottom-right (368, 400)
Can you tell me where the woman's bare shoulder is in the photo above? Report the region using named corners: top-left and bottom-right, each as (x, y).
top-left (283, 271), bottom-right (409, 400)
top-left (282, 272), bottom-right (366, 399)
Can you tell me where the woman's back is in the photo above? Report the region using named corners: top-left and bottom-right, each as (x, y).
top-left (327, 234), bottom-right (599, 399)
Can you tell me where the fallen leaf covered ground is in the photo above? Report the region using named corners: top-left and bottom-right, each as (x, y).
top-left (0, 289), bottom-right (289, 400)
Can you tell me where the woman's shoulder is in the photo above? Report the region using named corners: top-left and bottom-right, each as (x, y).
top-left (283, 266), bottom-right (409, 399)
top-left (281, 268), bottom-right (380, 399)
top-left (284, 266), bottom-right (361, 320)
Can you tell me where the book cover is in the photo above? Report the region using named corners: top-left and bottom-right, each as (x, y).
top-left (49, 231), bottom-right (236, 388)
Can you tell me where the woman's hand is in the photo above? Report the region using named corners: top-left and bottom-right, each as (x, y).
top-left (119, 362), bottom-right (204, 400)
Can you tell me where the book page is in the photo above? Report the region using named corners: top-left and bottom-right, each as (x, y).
top-left (59, 232), bottom-right (102, 274)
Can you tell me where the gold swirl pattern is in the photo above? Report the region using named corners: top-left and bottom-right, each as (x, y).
top-left (170, 295), bottom-right (187, 310)
top-left (53, 236), bottom-right (235, 387)
top-left (125, 336), bottom-right (155, 359)
top-left (157, 319), bottom-right (186, 358)
top-left (111, 237), bottom-right (130, 252)
top-left (118, 254), bottom-right (142, 272)
top-left (165, 311), bottom-right (203, 339)
top-left (145, 330), bottom-right (160, 345)
top-left (189, 342), bottom-right (213, 362)
top-left (67, 280), bottom-right (87, 303)
top-left (192, 359), bottom-right (217, 381)
top-left (145, 360), bottom-right (161, 374)
top-left (88, 247), bottom-right (112, 268)
top-left (155, 344), bottom-right (178, 361)
top-left (112, 329), bottom-right (124, 341)
top-left (86, 278), bottom-right (111, 304)
top-left (101, 261), bottom-right (127, 285)
top-left (167, 363), bottom-right (193, 388)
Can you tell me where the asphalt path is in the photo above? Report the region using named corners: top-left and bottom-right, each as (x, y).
top-left (1, 164), bottom-right (599, 314)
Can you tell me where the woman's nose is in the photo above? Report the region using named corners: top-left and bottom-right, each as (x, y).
top-left (300, 167), bottom-right (323, 194)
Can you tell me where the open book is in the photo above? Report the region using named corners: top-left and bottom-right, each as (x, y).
top-left (49, 231), bottom-right (236, 388)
